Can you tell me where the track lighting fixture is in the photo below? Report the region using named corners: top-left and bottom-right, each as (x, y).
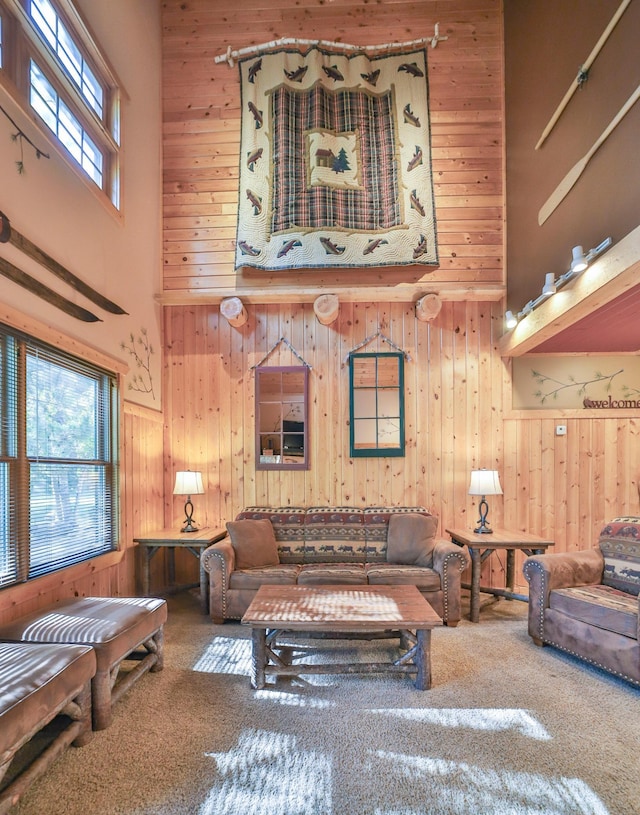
top-left (570, 246), bottom-right (588, 274)
top-left (503, 237), bottom-right (612, 332)
top-left (542, 273), bottom-right (556, 297)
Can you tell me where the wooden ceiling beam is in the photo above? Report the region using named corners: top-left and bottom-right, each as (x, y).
top-left (157, 282), bottom-right (505, 307)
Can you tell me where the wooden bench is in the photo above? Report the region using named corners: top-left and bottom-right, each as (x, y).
top-left (0, 641), bottom-right (95, 814)
top-left (0, 596), bottom-right (167, 730)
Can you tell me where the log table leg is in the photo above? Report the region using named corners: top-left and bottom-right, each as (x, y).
top-left (469, 546), bottom-right (482, 623)
top-left (505, 548), bottom-right (516, 598)
top-left (414, 628), bottom-right (432, 690)
top-left (251, 628), bottom-right (267, 689)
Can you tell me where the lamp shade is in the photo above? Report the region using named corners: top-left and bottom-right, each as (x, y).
top-left (468, 469), bottom-right (502, 496)
top-left (173, 470), bottom-right (204, 496)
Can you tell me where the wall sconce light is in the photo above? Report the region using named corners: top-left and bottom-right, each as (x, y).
top-left (468, 469), bottom-right (502, 534)
top-left (542, 273), bottom-right (556, 297)
top-left (570, 245), bottom-right (588, 274)
top-left (505, 310), bottom-right (518, 329)
top-left (173, 470), bottom-right (205, 532)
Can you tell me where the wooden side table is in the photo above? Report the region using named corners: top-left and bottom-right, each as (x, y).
top-left (445, 527), bottom-right (554, 623)
top-left (133, 527), bottom-right (227, 613)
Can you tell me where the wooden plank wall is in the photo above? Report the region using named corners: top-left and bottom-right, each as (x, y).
top-left (161, 0), bottom-right (504, 297)
top-left (121, 403), bottom-right (167, 592)
top-left (164, 301), bottom-right (640, 593)
top-left (160, 0), bottom-right (640, 595)
top-left (163, 300), bottom-right (508, 573)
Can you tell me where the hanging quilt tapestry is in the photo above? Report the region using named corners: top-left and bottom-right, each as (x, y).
top-left (235, 46), bottom-right (438, 271)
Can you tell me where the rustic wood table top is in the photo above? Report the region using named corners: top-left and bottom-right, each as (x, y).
top-left (133, 527), bottom-right (227, 546)
top-left (242, 584), bottom-right (442, 631)
top-left (445, 527), bottom-right (554, 549)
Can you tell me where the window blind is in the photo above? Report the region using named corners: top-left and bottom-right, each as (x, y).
top-left (0, 323), bottom-right (118, 587)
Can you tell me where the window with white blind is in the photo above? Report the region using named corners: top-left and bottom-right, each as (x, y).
top-left (0, 324), bottom-right (118, 588)
top-left (0, 0), bottom-right (121, 209)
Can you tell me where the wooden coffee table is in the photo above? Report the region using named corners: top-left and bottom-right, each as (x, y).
top-left (241, 584), bottom-right (442, 690)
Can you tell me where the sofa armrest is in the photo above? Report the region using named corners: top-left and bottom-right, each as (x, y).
top-left (522, 549), bottom-right (604, 643)
top-left (432, 539), bottom-right (470, 626)
top-left (201, 540), bottom-right (236, 623)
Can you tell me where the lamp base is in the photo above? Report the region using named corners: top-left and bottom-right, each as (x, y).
top-left (180, 497), bottom-right (199, 533)
top-left (473, 497), bottom-right (493, 534)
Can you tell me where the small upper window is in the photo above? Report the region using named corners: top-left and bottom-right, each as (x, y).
top-left (29, 0), bottom-right (104, 117)
top-left (0, 0), bottom-right (121, 209)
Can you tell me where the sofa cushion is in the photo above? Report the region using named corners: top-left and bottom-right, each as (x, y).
top-left (366, 564), bottom-right (441, 591)
top-left (226, 519), bottom-right (280, 569)
top-left (297, 563), bottom-right (367, 585)
top-left (550, 584), bottom-right (638, 639)
top-left (598, 517), bottom-right (640, 597)
top-left (386, 513), bottom-right (438, 567)
top-left (229, 564), bottom-right (300, 590)
top-left (303, 507), bottom-right (366, 563)
top-left (364, 507), bottom-right (432, 563)
top-left (236, 508), bottom-right (306, 563)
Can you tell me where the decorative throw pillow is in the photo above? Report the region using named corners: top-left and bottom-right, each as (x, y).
top-left (386, 513), bottom-right (438, 567)
top-left (226, 519), bottom-right (280, 570)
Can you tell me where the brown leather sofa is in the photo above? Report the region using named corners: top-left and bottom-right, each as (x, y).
top-left (202, 506), bottom-right (470, 626)
top-left (523, 516), bottom-right (640, 687)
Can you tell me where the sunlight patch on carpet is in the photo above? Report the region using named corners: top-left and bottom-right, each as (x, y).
top-left (369, 707), bottom-right (551, 740)
top-left (201, 729), bottom-right (331, 815)
top-left (254, 689), bottom-right (334, 708)
top-left (192, 637), bottom-right (252, 675)
top-left (371, 751), bottom-right (611, 815)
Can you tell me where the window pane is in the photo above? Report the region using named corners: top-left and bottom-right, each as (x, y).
top-left (30, 60), bottom-right (104, 189)
top-left (30, 462), bottom-right (112, 577)
top-left (29, 0), bottom-right (103, 117)
top-left (27, 351), bottom-right (99, 460)
top-left (30, 0), bottom-right (57, 49)
top-left (0, 463), bottom-right (16, 586)
top-left (81, 132), bottom-right (103, 184)
top-left (378, 390), bottom-right (399, 418)
top-left (0, 334), bottom-right (17, 458)
top-left (58, 25), bottom-right (82, 85)
top-left (30, 62), bottom-right (58, 130)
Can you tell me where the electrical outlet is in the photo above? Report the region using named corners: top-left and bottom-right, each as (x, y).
top-left (556, 425), bottom-right (567, 436)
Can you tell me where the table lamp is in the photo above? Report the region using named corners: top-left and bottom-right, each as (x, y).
top-left (468, 469), bottom-right (502, 534)
top-left (173, 470), bottom-right (204, 532)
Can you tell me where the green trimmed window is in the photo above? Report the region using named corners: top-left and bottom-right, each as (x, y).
top-left (349, 352), bottom-right (405, 457)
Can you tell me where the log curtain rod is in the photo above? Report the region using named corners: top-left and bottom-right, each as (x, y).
top-left (214, 25), bottom-right (448, 66)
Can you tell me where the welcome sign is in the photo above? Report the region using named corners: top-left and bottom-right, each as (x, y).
top-left (512, 356), bottom-right (640, 410)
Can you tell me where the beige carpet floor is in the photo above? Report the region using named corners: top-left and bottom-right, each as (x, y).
top-left (10, 590), bottom-right (640, 815)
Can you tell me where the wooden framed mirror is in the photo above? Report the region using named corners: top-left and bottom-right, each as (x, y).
top-left (255, 366), bottom-right (309, 470)
top-left (349, 352), bottom-right (405, 457)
